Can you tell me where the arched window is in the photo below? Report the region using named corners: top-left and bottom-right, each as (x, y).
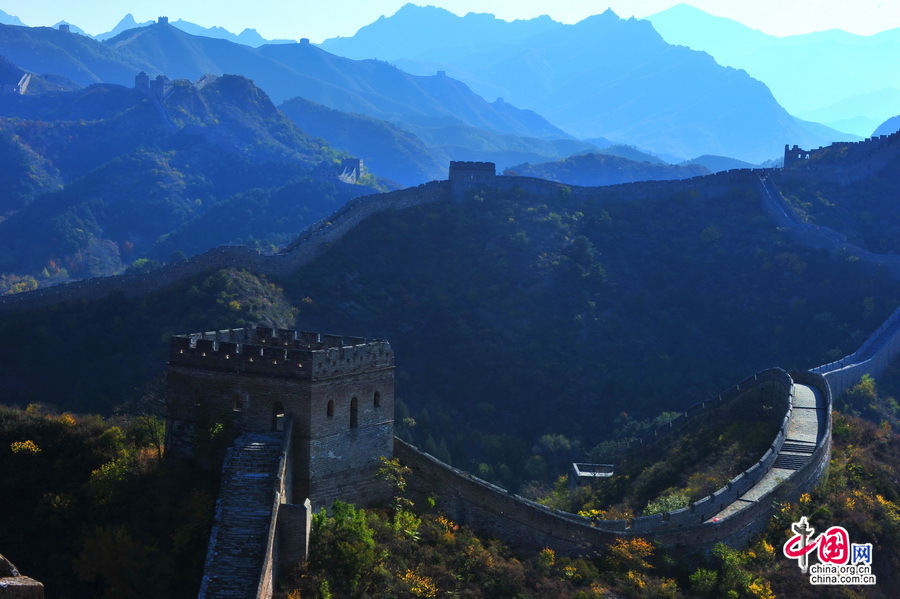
top-left (374, 391), bottom-right (381, 408)
top-left (350, 397), bottom-right (359, 428)
top-left (327, 400), bottom-right (334, 418)
top-left (273, 401), bottom-right (285, 431)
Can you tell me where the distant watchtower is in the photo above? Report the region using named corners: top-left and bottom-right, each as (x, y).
top-left (166, 326), bottom-right (395, 509)
top-left (134, 71), bottom-right (150, 94)
top-left (784, 144), bottom-right (810, 168)
top-left (448, 161), bottom-right (496, 200)
top-left (158, 16), bottom-right (169, 25)
top-left (449, 161), bottom-right (496, 182)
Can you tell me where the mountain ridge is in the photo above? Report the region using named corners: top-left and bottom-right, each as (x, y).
top-left (318, 5), bottom-right (852, 162)
top-left (646, 3), bottom-right (900, 136)
top-left (0, 19), bottom-right (577, 172)
top-left (0, 74), bottom-right (370, 283)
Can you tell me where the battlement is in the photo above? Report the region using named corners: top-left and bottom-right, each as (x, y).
top-left (169, 326), bottom-right (393, 379)
top-left (784, 130), bottom-right (900, 170)
top-left (158, 16), bottom-right (169, 25)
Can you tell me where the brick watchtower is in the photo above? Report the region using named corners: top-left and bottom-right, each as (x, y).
top-left (166, 326), bottom-right (394, 509)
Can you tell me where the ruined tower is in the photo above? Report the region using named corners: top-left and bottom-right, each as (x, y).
top-left (166, 326), bottom-right (395, 509)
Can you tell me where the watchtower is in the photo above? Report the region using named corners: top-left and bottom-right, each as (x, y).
top-left (134, 71), bottom-right (150, 94)
top-left (784, 144), bottom-right (810, 168)
top-left (166, 326), bottom-right (395, 509)
top-left (449, 161), bottom-right (496, 182)
top-left (448, 161), bottom-right (497, 200)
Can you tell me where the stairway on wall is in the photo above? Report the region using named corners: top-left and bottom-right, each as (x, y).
top-left (710, 383), bottom-right (826, 521)
top-left (199, 433), bottom-right (284, 599)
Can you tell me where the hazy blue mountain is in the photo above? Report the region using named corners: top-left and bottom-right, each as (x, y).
top-left (646, 4), bottom-right (900, 136)
top-left (1, 20), bottom-right (586, 172)
top-left (682, 155), bottom-right (757, 173)
top-left (168, 19), bottom-right (295, 47)
top-left (253, 42), bottom-right (569, 139)
top-left (94, 14), bottom-right (294, 46)
top-left (279, 96), bottom-right (445, 185)
top-left (0, 23), bottom-right (154, 85)
top-left (319, 6), bottom-right (849, 162)
top-left (94, 14), bottom-right (155, 40)
top-left (504, 152), bottom-right (709, 186)
top-left (321, 4), bottom-right (560, 61)
top-left (874, 115), bottom-right (900, 136)
top-left (399, 120), bottom-right (600, 171)
top-left (589, 144), bottom-right (666, 164)
top-left (0, 75), bottom-right (368, 280)
top-left (0, 9), bottom-right (26, 27)
top-left (279, 96), bottom-right (606, 184)
top-left (99, 21), bottom-right (570, 142)
top-left (802, 88), bottom-right (900, 136)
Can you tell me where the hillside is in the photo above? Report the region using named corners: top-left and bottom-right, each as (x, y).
top-left (277, 177), bottom-right (898, 485)
top-left (0, 74), bottom-right (367, 283)
top-left (504, 152), bottom-right (709, 185)
top-left (1, 161), bottom-right (898, 488)
top-left (778, 151), bottom-right (900, 254)
top-left (0, 23), bottom-right (153, 85)
top-left (874, 114), bottom-right (900, 136)
top-left (319, 4), bottom-right (850, 162)
top-left (0, 405), bottom-right (217, 599)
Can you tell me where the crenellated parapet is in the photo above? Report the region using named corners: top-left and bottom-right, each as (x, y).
top-left (398, 366), bottom-right (834, 554)
top-left (169, 326), bottom-right (393, 380)
top-left (782, 130), bottom-right (900, 183)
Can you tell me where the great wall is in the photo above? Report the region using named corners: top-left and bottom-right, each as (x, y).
top-left (2, 130), bottom-right (900, 598)
top-left (2, 130), bottom-right (898, 313)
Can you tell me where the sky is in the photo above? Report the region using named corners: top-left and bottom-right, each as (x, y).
top-left (1, 0), bottom-right (898, 42)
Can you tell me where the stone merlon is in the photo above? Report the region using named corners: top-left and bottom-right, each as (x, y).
top-left (169, 326), bottom-right (393, 380)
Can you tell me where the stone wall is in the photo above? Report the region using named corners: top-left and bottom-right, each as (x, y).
top-left (759, 172), bottom-right (900, 280)
top-left (623, 368), bottom-right (793, 456)
top-left (0, 554), bottom-right (43, 599)
top-left (3, 128), bottom-right (896, 316)
top-left (812, 306), bottom-right (900, 397)
top-left (781, 131), bottom-right (900, 184)
top-left (258, 419), bottom-right (294, 599)
top-left (394, 367), bottom-right (833, 554)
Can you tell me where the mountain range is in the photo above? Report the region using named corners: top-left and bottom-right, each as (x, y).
top-left (0, 9), bottom-right (25, 27)
top-left (504, 152), bottom-right (709, 186)
top-left (0, 75), bottom-right (369, 283)
top-left (646, 3), bottom-right (900, 137)
top-left (2, 6), bottom-right (857, 165)
top-left (93, 14), bottom-right (295, 46)
top-left (0, 19), bottom-right (594, 175)
top-left (319, 4), bottom-right (852, 162)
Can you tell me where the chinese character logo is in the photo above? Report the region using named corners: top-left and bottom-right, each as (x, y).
top-left (783, 516), bottom-right (876, 585)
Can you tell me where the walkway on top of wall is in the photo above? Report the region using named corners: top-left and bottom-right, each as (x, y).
top-left (198, 433), bottom-right (284, 599)
top-left (709, 383), bottom-right (826, 522)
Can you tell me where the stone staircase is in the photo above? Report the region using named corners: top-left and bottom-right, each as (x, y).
top-left (198, 433), bottom-right (284, 599)
top-left (772, 440), bottom-right (817, 470)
